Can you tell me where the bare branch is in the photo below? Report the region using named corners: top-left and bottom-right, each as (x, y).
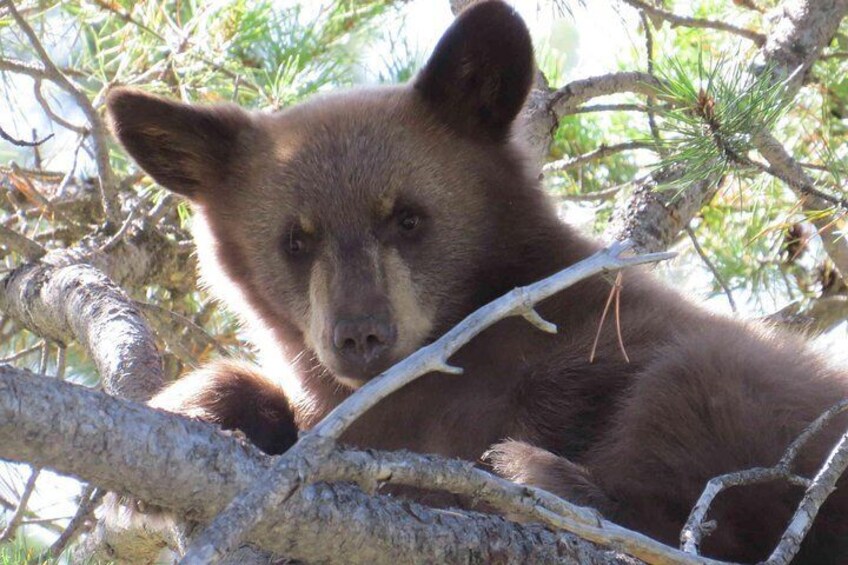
top-left (543, 141), bottom-right (657, 174)
top-left (0, 468), bottom-right (40, 542)
top-left (0, 124), bottom-right (53, 146)
top-left (567, 103), bottom-right (650, 115)
top-left (681, 399), bottom-right (848, 558)
top-left (33, 79), bottom-right (89, 135)
top-left (549, 72), bottom-right (662, 118)
top-left (619, 0), bottom-right (766, 45)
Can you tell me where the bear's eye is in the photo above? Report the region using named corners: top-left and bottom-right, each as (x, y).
top-left (281, 227), bottom-right (309, 258)
top-left (398, 211), bottom-right (421, 232)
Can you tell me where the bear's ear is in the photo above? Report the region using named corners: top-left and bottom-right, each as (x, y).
top-left (414, 0), bottom-right (534, 141)
top-left (106, 88), bottom-right (253, 199)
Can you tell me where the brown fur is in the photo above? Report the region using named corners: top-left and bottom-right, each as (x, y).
top-left (107, 2), bottom-right (848, 562)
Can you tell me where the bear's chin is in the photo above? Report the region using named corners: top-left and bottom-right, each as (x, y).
top-left (333, 374), bottom-right (367, 390)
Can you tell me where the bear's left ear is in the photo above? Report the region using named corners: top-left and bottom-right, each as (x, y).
top-left (414, 0), bottom-right (534, 141)
top-left (106, 87), bottom-right (254, 201)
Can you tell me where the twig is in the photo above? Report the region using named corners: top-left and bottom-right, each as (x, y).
top-left (681, 399), bottom-right (848, 557)
top-left (640, 12), bottom-right (666, 158)
top-left (148, 193), bottom-right (177, 224)
top-left (620, 0), bottom-right (765, 46)
top-left (543, 141), bottom-right (657, 174)
top-left (559, 183), bottom-right (628, 202)
top-left (0, 124), bottom-right (53, 147)
top-left (0, 467), bottom-right (40, 542)
top-left (566, 103), bottom-right (650, 115)
top-left (97, 208), bottom-right (137, 254)
top-left (42, 486), bottom-right (105, 560)
top-left (685, 225), bottom-right (737, 313)
top-left (0, 341), bottom-right (44, 363)
top-left (33, 79), bottom-right (89, 134)
top-left (135, 299), bottom-right (230, 358)
top-left (179, 240), bottom-right (676, 565)
top-left (0, 224), bottom-right (46, 261)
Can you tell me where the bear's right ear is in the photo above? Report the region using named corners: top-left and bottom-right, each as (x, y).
top-left (414, 0), bottom-right (534, 141)
top-left (106, 88), bottom-right (253, 199)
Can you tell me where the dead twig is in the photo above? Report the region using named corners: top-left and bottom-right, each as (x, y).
top-left (1, 0), bottom-right (120, 225)
top-left (685, 225), bottom-right (737, 313)
top-left (543, 141), bottom-right (658, 174)
top-left (0, 467), bottom-right (41, 542)
top-left (620, 0), bottom-right (765, 46)
top-left (41, 486), bottom-right (105, 561)
top-left (0, 124), bottom-right (53, 147)
top-left (681, 399), bottom-right (848, 558)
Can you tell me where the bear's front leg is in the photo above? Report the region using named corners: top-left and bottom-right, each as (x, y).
top-left (150, 359), bottom-right (299, 455)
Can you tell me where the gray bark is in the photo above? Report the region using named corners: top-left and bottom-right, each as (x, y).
top-left (0, 365), bottom-right (638, 565)
top-left (0, 263), bottom-right (163, 401)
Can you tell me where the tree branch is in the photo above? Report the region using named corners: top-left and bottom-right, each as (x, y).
top-left (543, 141), bottom-right (657, 174)
top-left (619, 0), bottom-right (766, 46)
top-left (604, 0), bottom-right (848, 254)
top-left (0, 366), bottom-right (640, 565)
top-left (0, 468), bottom-right (40, 542)
top-left (0, 124), bottom-right (53, 146)
top-left (682, 399), bottom-right (848, 564)
top-left (0, 262), bottom-right (163, 401)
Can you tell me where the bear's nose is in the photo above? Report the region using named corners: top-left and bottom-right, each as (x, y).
top-left (332, 316), bottom-right (397, 366)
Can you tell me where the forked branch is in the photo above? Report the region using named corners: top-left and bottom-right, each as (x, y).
top-left (681, 399), bottom-right (848, 564)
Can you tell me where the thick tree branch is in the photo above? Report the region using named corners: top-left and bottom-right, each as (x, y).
top-left (0, 366), bottom-right (639, 565)
top-left (0, 262), bottom-right (163, 401)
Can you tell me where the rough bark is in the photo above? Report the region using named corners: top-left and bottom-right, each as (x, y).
top-left (0, 263), bottom-right (163, 401)
top-left (0, 366), bottom-right (639, 565)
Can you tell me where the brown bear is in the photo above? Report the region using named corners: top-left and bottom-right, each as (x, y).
top-left (106, 1), bottom-right (848, 562)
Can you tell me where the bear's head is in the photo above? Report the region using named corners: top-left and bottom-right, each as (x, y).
top-left (107, 1), bottom-right (555, 389)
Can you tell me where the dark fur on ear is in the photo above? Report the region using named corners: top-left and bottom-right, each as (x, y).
top-left (414, 0), bottom-right (534, 141)
top-left (106, 87), bottom-right (253, 198)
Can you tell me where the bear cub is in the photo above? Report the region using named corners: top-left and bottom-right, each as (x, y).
top-left (107, 1), bottom-right (848, 562)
